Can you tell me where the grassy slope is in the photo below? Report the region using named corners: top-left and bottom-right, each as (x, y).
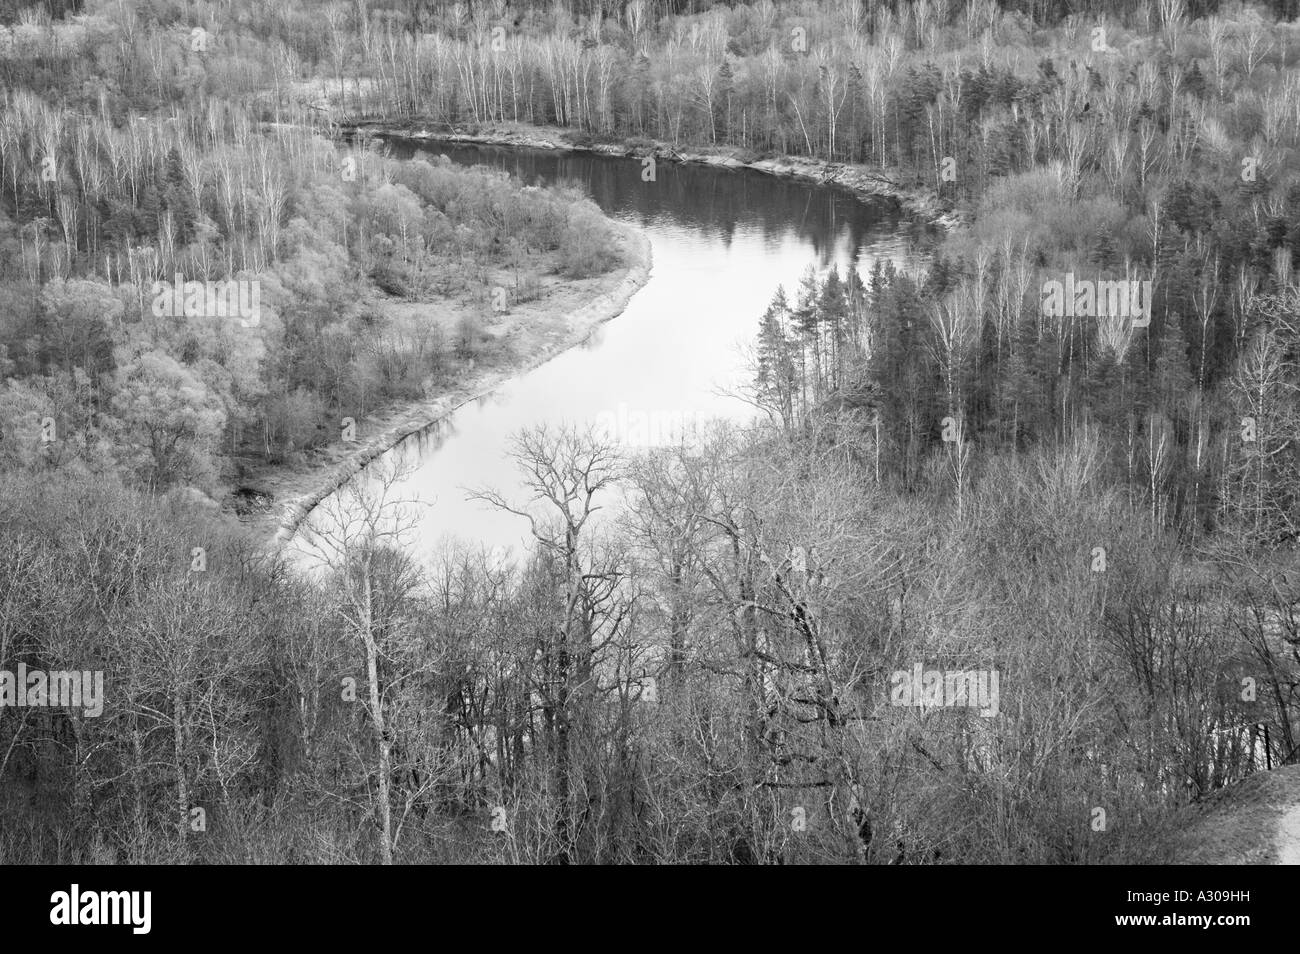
top-left (1141, 764), bottom-right (1300, 864)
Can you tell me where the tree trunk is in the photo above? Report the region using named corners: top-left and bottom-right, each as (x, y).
top-left (362, 574), bottom-right (395, 864)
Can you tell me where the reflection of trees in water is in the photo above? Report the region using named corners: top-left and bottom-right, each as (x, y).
top-left (395, 140), bottom-right (930, 273)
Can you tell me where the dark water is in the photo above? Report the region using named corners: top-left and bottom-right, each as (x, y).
top-left (292, 141), bottom-right (932, 560)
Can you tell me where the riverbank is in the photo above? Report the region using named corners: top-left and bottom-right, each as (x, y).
top-left (345, 118), bottom-right (963, 232)
top-left (254, 219), bottom-right (652, 550)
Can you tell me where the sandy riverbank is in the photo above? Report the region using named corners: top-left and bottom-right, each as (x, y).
top-left (250, 219), bottom-right (652, 550)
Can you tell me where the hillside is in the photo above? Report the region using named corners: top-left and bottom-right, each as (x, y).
top-left (1147, 765), bottom-right (1300, 864)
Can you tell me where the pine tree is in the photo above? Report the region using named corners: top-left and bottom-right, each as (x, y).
top-left (756, 285), bottom-right (796, 430)
top-left (793, 265), bottom-right (821, 414)
top-left (819, 266), bottom-right (848, 392)
top-left (1153, 310), bottom-right (1195, 420)
top-left (844, 266), bottom-right (869, 366)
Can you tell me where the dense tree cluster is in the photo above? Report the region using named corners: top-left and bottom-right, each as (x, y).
top-left (0, 9), bottom-right (622, 488)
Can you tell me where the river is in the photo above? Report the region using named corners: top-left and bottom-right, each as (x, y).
top-left (289, 141), bottom-right (933, 562)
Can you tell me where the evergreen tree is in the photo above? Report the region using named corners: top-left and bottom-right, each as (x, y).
top-left (756, 285), bottom-right (796, 430)
top-left (819, 266), bottom-right (848, 392)
top-left (1153, 310), bottom-right (1196, 419)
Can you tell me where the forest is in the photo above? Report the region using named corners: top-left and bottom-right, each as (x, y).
top-left (1, 0), bottom-right (1298, 865)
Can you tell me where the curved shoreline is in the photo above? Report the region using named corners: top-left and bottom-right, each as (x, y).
top-left (268, 221), bottom-right (653, 550)
top-left (347, 120), bottom-right (963, 232)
